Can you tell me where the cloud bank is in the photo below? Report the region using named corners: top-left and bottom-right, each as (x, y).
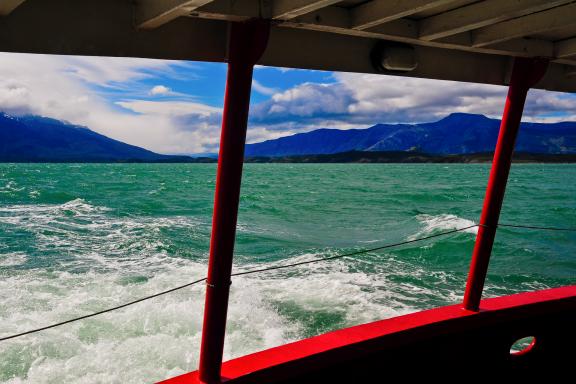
top-left (0, 53), bottom-right (230, 153)
top-left (251, 73), bottom-right (576, 133)
top-left (0, 53), bottom-right (574, 154)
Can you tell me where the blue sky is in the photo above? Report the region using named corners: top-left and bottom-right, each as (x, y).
top-left (1, 53), bottom-right (575, 154)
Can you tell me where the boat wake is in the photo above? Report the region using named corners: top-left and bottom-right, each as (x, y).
top-left (410, 214), bottom-right (478, 240)
top-left (0, 200), bottom-right (561, 383)
top-left (0, 200), bottom-right (441, 384)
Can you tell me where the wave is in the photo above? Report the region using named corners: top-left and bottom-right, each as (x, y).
top-left (0, 181), bottom-right (24, 194)
top-left (0, 199), bottom-right (204, 273)
top-left (0, 243), bottom-right (454, 384)
top-left (0, 198), bottom-right (105, 216)
top-left (410, 214), bottom-right (478, 240)
top-left (0, 205), bottom-right (534, 383)
top-left (0, 252), bottom-right (27, 267)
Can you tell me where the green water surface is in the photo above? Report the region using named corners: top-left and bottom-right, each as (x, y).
top-left (0, 163), bottom-right (574, 383)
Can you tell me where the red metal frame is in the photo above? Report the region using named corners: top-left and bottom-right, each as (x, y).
top-left (193, 52), bottom-right (557, 382)
top-left (162, 286), bottom-right (576, 383)
top-left (198, 20), bottom-right (270, 384)
top-left (463, 58), bottom-right (549, 311)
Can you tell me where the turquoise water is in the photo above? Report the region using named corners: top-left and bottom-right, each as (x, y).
top-left (0, 163), bottom-right (574, 383)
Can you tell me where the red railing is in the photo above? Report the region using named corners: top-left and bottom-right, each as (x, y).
top-left (163, 286), bottom-right (576, 383)
top-left (192, 19), bottom-right (564, 384)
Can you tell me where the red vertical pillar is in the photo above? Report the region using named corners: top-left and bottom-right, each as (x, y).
top-left (198, 20), bottom-right (269, 384)
top-left (463, 58), bottom-right (548, 311)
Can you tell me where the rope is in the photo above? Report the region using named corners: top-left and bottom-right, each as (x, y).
top-left (0, 224), bottom-right (477, 342)
top-left (1, 220), bottom-right (573, 342)
top-left (232, 224), bottom-right (479, 276)
top-left (0, 278), bottom-right (207, 342)
top-left (497, 223), bottom-right (576, 232)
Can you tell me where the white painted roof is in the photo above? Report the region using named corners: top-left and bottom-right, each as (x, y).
top-left (2, 1), bottom-right (576, 92)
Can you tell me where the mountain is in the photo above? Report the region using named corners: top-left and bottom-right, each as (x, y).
top-left (3, 112), bottom-right (575, 162)
top-left (244, 113), bottom-right (576, 157)
top-left (0, 113), bottom-right (196, 162)
top-left (245, 151), bottom-right (576, 163)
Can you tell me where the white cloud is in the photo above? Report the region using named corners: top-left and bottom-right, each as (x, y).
top-left (149, 85), bottom-right (172, 96)
top-left (0, 52), bottom-right (574, 154)
top-left (62, 56), bottom-right (179, 87)
top-left (254, 65), bottom-right (296, 73)
top-left (117, 100), bottom-right (221, 117)
top-left (0, 79), bottom-right (30, 114)
top-left (338, 73), bottom-right (576, 123)
top-left (252, 79), bottom-right (279, 96)
top-left (329, 73), bottom-right (509, 122)
top-left (252, 82), bottom-right (352, 125)
top-left (0, 53), bottom-right (224, 154)
top-left (146, 85), bottom-right (191, 98)
top-left (115, 100), bottom-right (225, 153)
top-left (251, 72), bottom-right (576, 135)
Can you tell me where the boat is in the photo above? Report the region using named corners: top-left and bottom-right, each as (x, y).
top-left (1, 0), bottom-right (575, 382)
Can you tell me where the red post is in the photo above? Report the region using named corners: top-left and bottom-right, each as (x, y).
top-left (463, 58), bottom-right (548, 311)
top-left (198, 20), bottom-right (269, 384)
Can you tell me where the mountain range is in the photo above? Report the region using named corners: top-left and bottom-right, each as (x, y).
top-left (1, 112), bottom-right (575, 162)
top-left (0, 113), bottom-right (194, 162)
top-left (244, 113), bottom-right (576, 157)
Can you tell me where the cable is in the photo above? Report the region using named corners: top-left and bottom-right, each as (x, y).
top-left (497, 223), bottom-right (576, 232)
top-left (2, 221), bottom-right (572, 342)
top-left (232, 224), bottom-right (479, 276)
top-left (0, 224), bottom-right (477, 342)
top-left (0, 277), bottom-right (207, 342)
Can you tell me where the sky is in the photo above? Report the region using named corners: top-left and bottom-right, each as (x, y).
top-left (1, 52), bottom-right (575, 154)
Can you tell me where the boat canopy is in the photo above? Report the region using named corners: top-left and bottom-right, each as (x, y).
top-left (1, 0), bottom-right (576, 92)
top-left (0, 0), bottom-right (576, 384)
top-left (2, 2), bottom-right (576, 383)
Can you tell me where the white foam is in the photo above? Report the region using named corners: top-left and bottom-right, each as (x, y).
top-left (411, 214), bottom-right (478, 240)
top-left (28, 190), bottom-right (40, 199)
top-left (0, 250), bottom-right (446, 383)
top-left (0, 199), bottom-right (204, 273)
top-left (0, 181), bottom-right (24, 194)
top-left (0, 198), bottom-right (104, 216)
top-left (0, 201), bottom-right (468, 384)
top-left (0, 252), bottom-right (27, 267)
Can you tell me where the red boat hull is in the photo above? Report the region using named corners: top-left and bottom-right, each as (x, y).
top-left (161, 286), bottom-right (576, 382)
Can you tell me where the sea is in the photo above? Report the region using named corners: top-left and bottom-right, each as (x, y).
top-left (0, 163), bottom-right (574, 383)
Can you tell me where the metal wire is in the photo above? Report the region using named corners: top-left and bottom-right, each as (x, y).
top-left (0, 277), bottom-right (208, 342)
top-left (0, 224), bottom-right (478, 342)
top-left (232, 224), bottom-right (479, 276)
top-left (497, 223), bottom-right (576, 232)
top-left (2, 220), bottom-right (573, 342)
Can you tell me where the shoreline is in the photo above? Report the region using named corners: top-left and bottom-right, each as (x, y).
top-left (1, 151), bottom-right (576, 164)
